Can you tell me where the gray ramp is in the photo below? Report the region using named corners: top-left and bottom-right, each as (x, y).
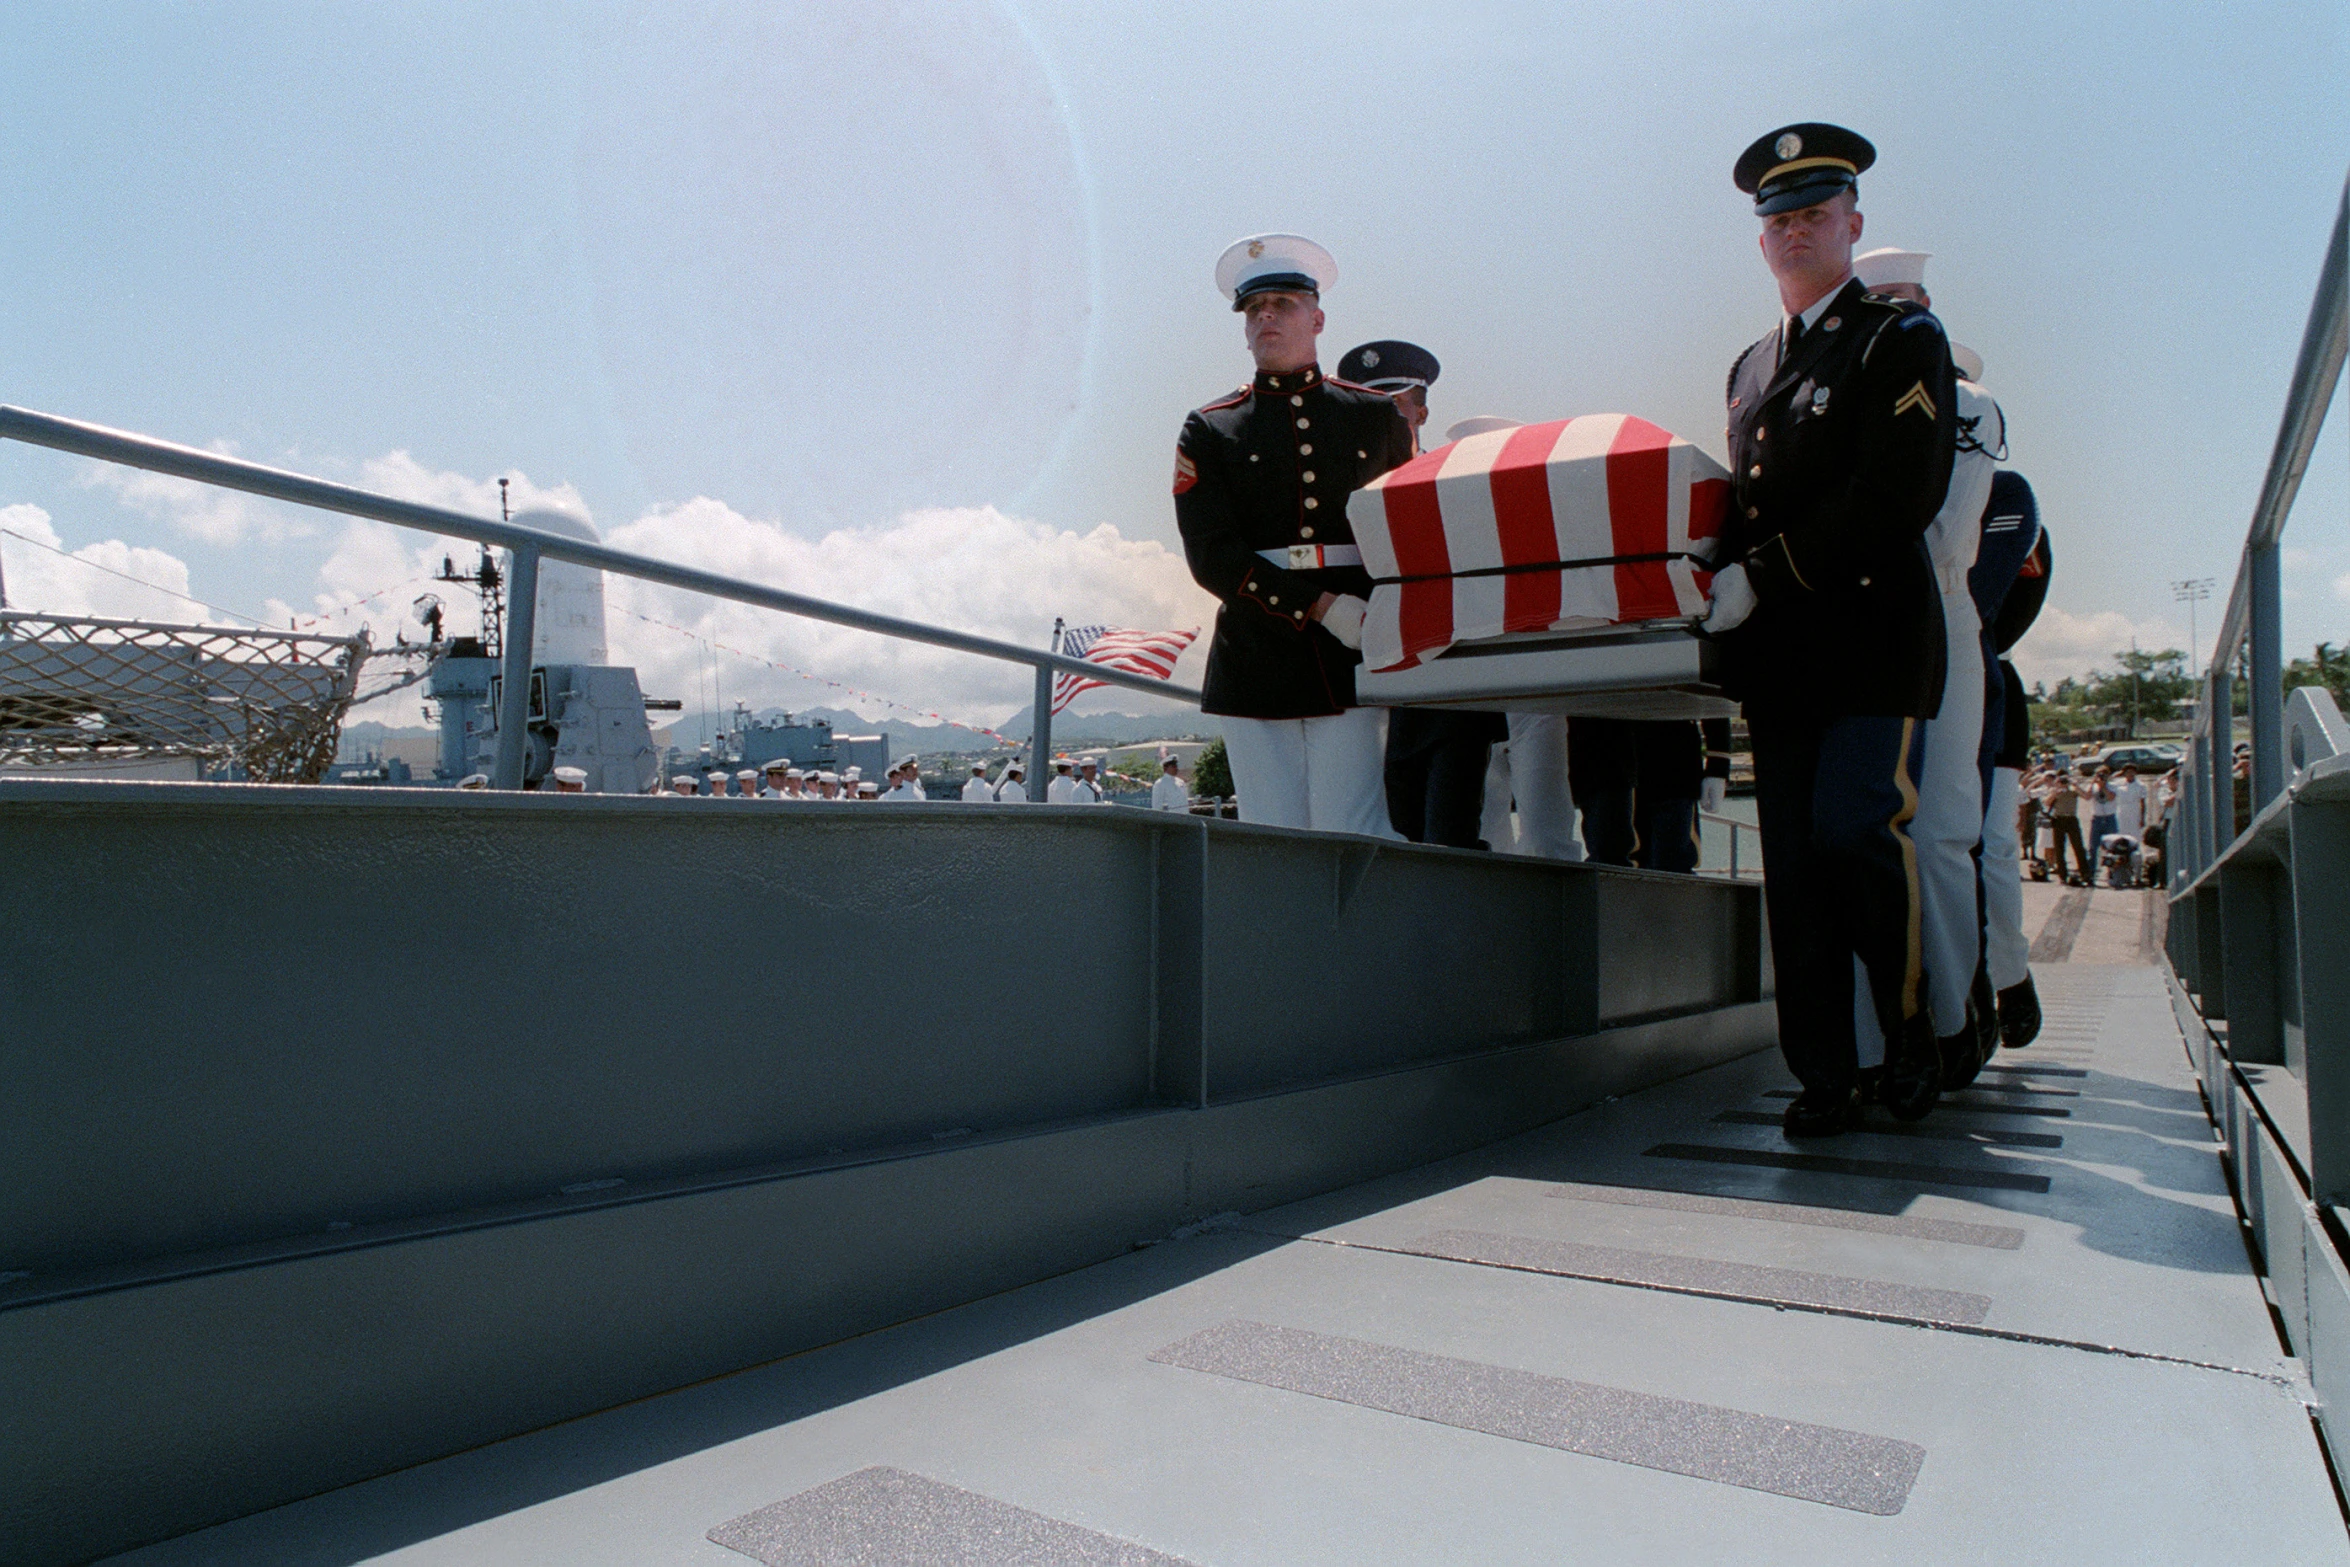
top-left (709, 1467), bottom-right (1195, 1566)
top-left (1151, 1319), bottom-right (1926, 1515)
top-left (1541, 1180), bottom-right (2026, 1248)
top-left (1401, 1228), bottom-right (1994, 1325)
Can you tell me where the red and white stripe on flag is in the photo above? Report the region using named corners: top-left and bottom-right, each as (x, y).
top-left (1050, 625), bottom-right (1200, 715)
top-left (1346, 414), bottom-right (1729, 673)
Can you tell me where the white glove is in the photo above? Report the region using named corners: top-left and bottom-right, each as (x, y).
top-left (1701, 563), bottom-right (1756, 634)
top-left (1700, 777), bottom-right (1728, 814)
top-left (1320, 594), bottom-right (1369, 650)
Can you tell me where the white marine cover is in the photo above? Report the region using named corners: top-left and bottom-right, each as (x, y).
top-left (1347, 414), bottom-right (1728, 672)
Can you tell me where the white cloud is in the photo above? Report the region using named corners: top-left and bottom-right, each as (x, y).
top-left (73, 442), bottom-right (321, 547)
top-left (0, 503), bottom-right (214, 622)
top-left (603, 499), bottom-right (1215, 726)
top-left (2009, 606), bottom-right (2190, 689)
top-left (2335, 572), bottom-right (2350, 603)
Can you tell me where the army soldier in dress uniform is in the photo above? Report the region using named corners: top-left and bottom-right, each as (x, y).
top-left (1343, 338), bottom-right (1511, 848)
top-left (1702, 124), bottom-right (1959, 1136)
top-left (1173, 235), bottom-right (1416, 835)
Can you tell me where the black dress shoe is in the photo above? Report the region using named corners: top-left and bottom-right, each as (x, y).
top-left (1998, 974), bottom-right (2043, 1049)
top-left (1783, 1087), bottom-right (1863, 1139)
top-left (1884, 1012), bottom-right (1941, 1121)
top-left (1970, 966), bottom-right (2001, 1070)
top-left (1937, 1025), bottom-right (1984, 1092)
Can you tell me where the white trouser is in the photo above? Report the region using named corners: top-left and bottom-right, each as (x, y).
top-left (1498, 711), bottom-right (1583, 860)
top-left (1855, 585), bottom-right (1988, 1056)
top-left (1480, 746), bottom-right (1517, 851)
top-left (1221, 708), bottom-right (1402, 838)
top-left (1982, 766), bottom-right (2030, 990)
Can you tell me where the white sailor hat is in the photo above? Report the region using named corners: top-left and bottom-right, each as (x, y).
top-left (1854, 247), bottom-right (1931, 290)
top-left (1006, 761), bottom-right (1026, 775)
top-left (1054, 756), bottom-right (1073, 770)
top-left (1078, 755), bottom-right (1100, 769)
top-left (1163, 755), bottom-right (1181, 768)
top-left (785, 766), bottom-right (804, 778)
top-left (1951, 342), bottom-right (1985, 383)
top-left (763, 758), bottom-right (791, 773)
top-left (818, 770), bottom-right (839, 782)
top-left (1215, 233), bottom-right (1337, 311)
top-left (857, 781), bottom-right (880, 795)
top-left (456, 772), bottom-right (490, 789)
top-left (551, 765), bottom-right (588, 784)
top-left (971, 759), bottom-right (989, 771)
top-left (843, 766), bottom-right (861, 779)
top-left (1444, 416), bottom-right (1523, 443)
top-left (671, 774), bottom-right (698, 791)
top-left (737, 769), bottom-right (759, 782)
top-left (895, 753), bottom-right (919, 769)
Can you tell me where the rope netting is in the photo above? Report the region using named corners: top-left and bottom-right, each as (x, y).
top-left (0, 610), bottom-right (373, 782)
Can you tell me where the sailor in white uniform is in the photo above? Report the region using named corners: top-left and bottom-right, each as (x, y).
top-left (994, 762), bottom-right (1030, 802)
top-left (962, 761), bottom-right (996, 802)
top-left (1849, 247), bottom-right (2005, 1081)
top-left (1047, 758), bottom-right (1079, 804)
top-left (1072, 757), bottom-right (1110, 804)
top-left (551, 765), bottom-right (588, 793)
top-left (761, 760), bottom-right (792, 797)
top-left (666, 772), bottom-right (696, 796)
top-left (889, 755), bottom-right (927, 800)
top-left (1152, 755), bottom-right (1192, 812)
top-left (736, 769), bottom-right (760, 798)
top-left (782, 767), bottom-right (806, 798)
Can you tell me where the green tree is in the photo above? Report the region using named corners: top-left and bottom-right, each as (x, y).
top-left (1194, 736), bottom-right (1233, 798)
top-left (2285, 641), bottom-right (2350, 708)
top-left (2078, 648), bottom-right (2192, 735)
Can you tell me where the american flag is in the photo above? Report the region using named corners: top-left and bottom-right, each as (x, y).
top-left (1051, 624), bottom-right (1199, 715)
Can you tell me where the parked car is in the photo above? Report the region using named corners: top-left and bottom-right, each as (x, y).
top-left (2087, 742), bottom-right (2181, 774)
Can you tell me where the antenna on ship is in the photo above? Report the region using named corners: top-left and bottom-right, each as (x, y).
top-left (499, 478), bottom-right (510, 523)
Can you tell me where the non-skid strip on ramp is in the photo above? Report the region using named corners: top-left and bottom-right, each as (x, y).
top-left (1401, 1228), bottom-right (1992, 1325)
top-left (1712, 1109), bottom-right (2063, 1148)
top-left (1543, 1180), bottom-right (2024, 1248)
top-left (1151, 1320), bottom-right (1924, 1515)
top-left (1762, 1089), bottom-right (2072, 1118)
top-left (1646, 1143), bottom-right (2053, 1193)
top-left (708, 1467), bottom-right (1193, 1566)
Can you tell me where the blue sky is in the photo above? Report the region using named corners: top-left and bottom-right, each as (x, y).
top-left (1, 1), bottom-right (2344, 725)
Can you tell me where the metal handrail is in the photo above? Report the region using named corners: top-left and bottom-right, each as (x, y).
top-left (0, 406), bottom-right (1202, 794)
top-left (1700, 808), bottom-right (1761, 878)
top-left (2176, 170), bottom-right (2349, 878)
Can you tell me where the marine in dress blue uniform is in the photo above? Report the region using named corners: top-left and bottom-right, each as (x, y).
top-left (1704, 124), bottom-right (1960, 1135)
top-left (1174, 237), bottom-right (1416, 834)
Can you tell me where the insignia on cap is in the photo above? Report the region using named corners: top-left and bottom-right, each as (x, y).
top-left (1776, 132), bottom-right (1802, 159)
top-left (1247, 240), bottom-right (1265, 259)
top-left (1360, 348), bottom-right (1381, 368)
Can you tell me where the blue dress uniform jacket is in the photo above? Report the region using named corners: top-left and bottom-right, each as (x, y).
top-left (1716, 277), bottom-right (1959, 718)
top-left (1174, 366), bottom-right (1415, 718)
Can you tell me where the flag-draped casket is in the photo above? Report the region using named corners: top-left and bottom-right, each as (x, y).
top-left (1347, 414), bottom-right (1730, 674)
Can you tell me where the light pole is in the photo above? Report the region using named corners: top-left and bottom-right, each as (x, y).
top-left (2173, 578), bottom-right (2214, 681)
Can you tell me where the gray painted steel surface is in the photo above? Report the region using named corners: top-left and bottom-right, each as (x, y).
top-left (109, 967), bottom-right (2345, 1566)
top-left (0, 778), bottom-right (1769, 1564)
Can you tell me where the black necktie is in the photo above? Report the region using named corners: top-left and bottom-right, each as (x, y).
top-left (1783, 315), bottom-right (1803, 362)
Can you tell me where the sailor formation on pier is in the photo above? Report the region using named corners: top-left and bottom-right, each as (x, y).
top-left (1170, 121), bottom-right (2050, 1137)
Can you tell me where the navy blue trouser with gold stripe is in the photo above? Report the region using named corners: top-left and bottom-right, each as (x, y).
top-left (1746, 704), bottom-right (1930, 1097)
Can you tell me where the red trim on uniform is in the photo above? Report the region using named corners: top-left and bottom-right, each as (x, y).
top-left (1606, 417), bottom-right (1675, 620)
top-left (1490, 420), bottom-right (1565, 633)
top-left (1199, 389), bottom-right (1250, 412)
top-left (1323, 376), bottom-right (1380, 393)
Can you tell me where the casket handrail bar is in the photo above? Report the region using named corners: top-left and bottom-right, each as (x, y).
top-left (2176, 166), bottom-right (2346, 863)
top-left (0, 405), bottom-right (1200, 793)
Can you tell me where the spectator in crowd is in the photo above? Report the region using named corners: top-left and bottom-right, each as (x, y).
top-left (2084, 765), bottom-right (2117, 870)
top-left (2042, 765), bottom-right (2088, 884)
top-left (2108, 763), bottom-right (2148, 841)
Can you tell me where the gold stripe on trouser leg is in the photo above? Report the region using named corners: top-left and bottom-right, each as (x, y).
top-left (1889, 716), bottom-right (1925, 1019)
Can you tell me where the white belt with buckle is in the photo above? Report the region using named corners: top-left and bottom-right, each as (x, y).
top-left (1260, 544), bottom-right (1363, 570)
